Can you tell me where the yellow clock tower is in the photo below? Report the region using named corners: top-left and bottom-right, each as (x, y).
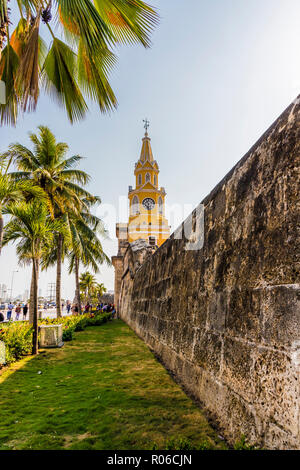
top-left (112, 121), bottom-right (170, 308)
top-left (127, 120), bottom-right (170, 246)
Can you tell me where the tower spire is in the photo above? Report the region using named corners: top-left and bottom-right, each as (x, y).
top-left (140, 118), bottom-right (153, 162)
top-left (143, 118), bottom-right (150, 136)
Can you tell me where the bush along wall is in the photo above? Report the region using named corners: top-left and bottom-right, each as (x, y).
top-left (0, 312), bottom-right (112, 365)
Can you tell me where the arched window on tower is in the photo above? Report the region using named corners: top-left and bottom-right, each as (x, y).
top-left (154, 175), bottom-right (157, 186)
top-left (158, 196), bottom-right (163, 215)
top-left (145, 172), bottom-right (151, 183)
top-left (138, 174), bottom-right (142, 186)
top-left (132, 196), bottom-right (139, 215)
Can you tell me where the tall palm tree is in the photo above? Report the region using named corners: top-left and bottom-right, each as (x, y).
top-left (0, 0), bottom-right (158, 125)
top-left (0, 155), bottom-right (45, 253)
top-left (79, 271), bottom-right (97, 304)
top-left (67, 198), bottom-right (110, 312)
top-left (71, 235), bottom-right (110, 310)
top-left (94, 282), bottom-right (107, 301)
top-left (3, 200), bottom-right (66, 354)
top-left (6, 125), bottom-right (93, 317)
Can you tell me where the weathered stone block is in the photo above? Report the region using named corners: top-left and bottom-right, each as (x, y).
top-left (192, 292), bottom-right (208, 328)
top-left (221, 388), bottom-right (260, 446)
top-left (265, 422), bottom-right (299, 450)
top-left (226, 287), bottom-right (262, 341)
top-left (253, 348), bottom-right (299, 436)
top-left (171, 321), bottom-right (182, 354)
top-left (193, 329), bottom-right (222, 376)
top-left (221, 337), bottom-right (254, 402)
top-left (261, 285), bottom-right (300, 348)
top-left (179, 324), bottom-right (195, 360)
top-left (206, 291), bottom-right (227, 332)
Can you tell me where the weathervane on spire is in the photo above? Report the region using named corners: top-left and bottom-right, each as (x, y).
top-left (143, 118), bottom-right (150, 135)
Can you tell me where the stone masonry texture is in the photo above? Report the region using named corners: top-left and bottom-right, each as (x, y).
top-left (118, 96), bottom-right (300, 449)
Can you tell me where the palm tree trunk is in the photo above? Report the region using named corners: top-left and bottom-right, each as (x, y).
top-left (56, 233), bottom-right (63, 318)
top-left (29, 258), bottom-right (39, 324)
top-left (74, 256), bottom-right (82, 315)
top-left (32, 257), bottom-right (38, 355)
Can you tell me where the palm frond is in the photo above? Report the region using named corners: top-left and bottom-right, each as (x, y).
top-left (6, 142), bottom-right (41, 170)
top-left (63, 180), bottom-right (93, 198)
top-left (15, 15), bottom-right (41, 111)
top-left (93, 0), bottom-right (159, 48)
top-left (54, 154), bottom-right (83, 171)
top-left (61, 168), bottom-right (90, 185)
top-left (0, 44), bottom-right (20, 125)
top-left (42, 37), bottom-right (88, 123)
top-left (10, 18), bottom-right (28, 58)
top-left (77, 39), bottom-right (117, 112)
top-left (57, 0), bottom-right (113, 51)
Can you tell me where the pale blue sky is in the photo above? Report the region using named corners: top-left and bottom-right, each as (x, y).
top-left (1, 0), bottom-right (300, 300)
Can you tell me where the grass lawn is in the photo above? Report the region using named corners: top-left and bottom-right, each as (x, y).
top-left (0, 320), bottom-right (227, 450)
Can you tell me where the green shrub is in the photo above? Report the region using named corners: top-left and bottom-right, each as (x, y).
top-left (0, 322), bottom-right (33, 363)
top-left (1, 312), bottom-right (113, 363)
top-left (85, 312), bottom-right (112, 326)
top-left (62, 327), bottom-right (75, 342)
top-left (74, 317), bottom-right (87, 331)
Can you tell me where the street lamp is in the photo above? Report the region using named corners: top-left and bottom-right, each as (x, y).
top-left (10, 270), bottom-right (19, 302)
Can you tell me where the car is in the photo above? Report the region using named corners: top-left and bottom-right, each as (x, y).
top-left (0, 304), bottom-right (6, 310)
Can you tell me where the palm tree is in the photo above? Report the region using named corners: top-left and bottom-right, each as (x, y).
top-left (0, 0), bottom-right (158, 125)
top-left (79, 271), bottom-right (97, 304)
top-left (3, 200), bottom-right (66, 354)
top-left (67, 198), bottom-right (110, 313)
top-left (0, 155), bottom-right (45, 253)
top-left (94, 282), bottom-right (107, 302)
top-left (6, 125), bottom-right (94, 317)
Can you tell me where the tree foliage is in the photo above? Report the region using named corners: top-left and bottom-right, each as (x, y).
top-left (0, 0), bottom-right (158, 125)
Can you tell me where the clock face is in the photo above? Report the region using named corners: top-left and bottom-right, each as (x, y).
top-left (142, 198), bottom-right (155, 211)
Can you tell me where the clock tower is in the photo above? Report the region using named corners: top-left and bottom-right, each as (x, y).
top-left (127, 120), bottom-right (170, 247)
top-left (112, 122), bottom-right (170, 309)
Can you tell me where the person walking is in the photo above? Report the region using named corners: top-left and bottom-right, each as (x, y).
top-left (66, 301), bottom-right (71, 314)
top-left (7, 303), bottom-right (14, 321)
top-left (111, 304), bottom-right (116, 319)
top-left (15, 303), bottom-right (21, 321)
top-left (23, 303), bottom-right (28, 320)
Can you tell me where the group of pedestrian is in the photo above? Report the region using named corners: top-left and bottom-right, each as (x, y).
top-left (96, 303), bottom-right (116, 317)
top-left (8, 303), bottom-right (28, 321)
top-left (0, 303), bottom-right (28, 322)
top-left (66, 301), bottom-right (116, 318)
top-left (0, 299), bottom-right (117, 323)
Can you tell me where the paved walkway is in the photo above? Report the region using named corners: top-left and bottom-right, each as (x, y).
top-left (1, 307), bottom-right (70, 323)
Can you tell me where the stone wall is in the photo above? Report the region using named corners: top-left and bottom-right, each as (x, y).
top-left (99, 293), bottom-right (114, 305)
top-left (119, 96), bottom-right (300, 449)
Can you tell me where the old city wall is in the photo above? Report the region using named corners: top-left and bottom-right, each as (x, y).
top-left (119, 97), bottom-right (300, 449)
